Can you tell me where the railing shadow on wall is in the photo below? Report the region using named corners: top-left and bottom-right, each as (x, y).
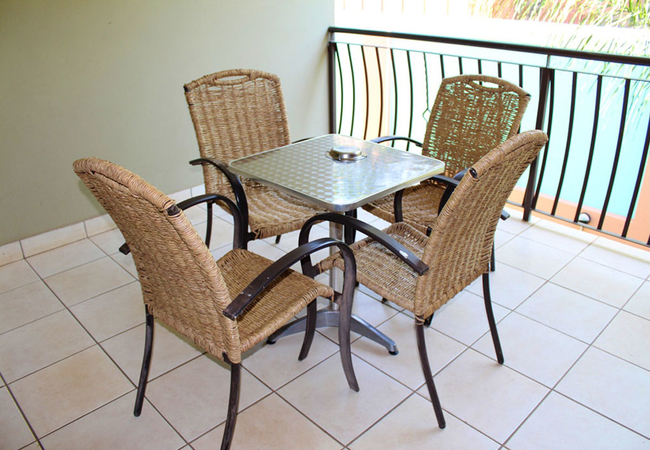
top-left (327, 27), bottom-right (650, 248)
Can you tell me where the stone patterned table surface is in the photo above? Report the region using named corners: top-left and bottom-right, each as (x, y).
top-left (229, 134), bottom-right (445, 212)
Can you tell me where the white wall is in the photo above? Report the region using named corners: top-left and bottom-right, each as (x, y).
top-left (0, 0), bottom-right (334, 245)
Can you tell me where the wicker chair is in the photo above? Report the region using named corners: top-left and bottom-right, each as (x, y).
top-left (300, 130), bottom-right (548, 429)
top-left (184, 69), bottom-right (327, 247)
top-left (363, 75), bottom-right (530, 233)
top-left (74, 157), bottom-right (358, 450)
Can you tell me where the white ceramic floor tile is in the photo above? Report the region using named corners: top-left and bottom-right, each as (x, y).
top-left (45, 257), bottom-right (134, 307)
top-left (84, 214), bottom-right (116, 237)
top-left (507, 391), bottom-right (650, 450)
top-left (515, 283), bottom-right (618, 343)
top-left (496, 237), bottom-right (574, 279)
top-left (594, 311), bottom-right (650, 370)
top-left (519, 219), bottom-right (596, 255)
top-left (350, 394), bottom-right (499, 450)
top-left (580, 237), bottom-right (650, 280)
top-left (495, 210), bottom-right (538, 235)
top-left (39, 392), bottom-right (185, 450)
top-left (242, 332), bottom-right (339, 390)
top-left (71, 282), bottom-right (145, 342)
top-left (494, 228), bottom-right (516, 250)
top-left (193, 218), bottom-right (236, 251)
top-left (10, 346), bottom-right (133, 437)
top-left (556, 347), bottom-right (650, 438)
top-left (278, 354), bottom-right (410, 445)
top-left (430, 349), bottom-right (548, 444)
top-left (551, 257), bottom-right (644, 308)
top-left (0, 241), bottom-right (23, 266)
top-left (110, 251), bottom-right (138, 278)
top-left (472, 312), bottom-right (587, 387)
top-left (624, 281), bottom-right (650, 320)
top-left (0, 309), bottom-right (95, 382)
top-left (431, 290), bottom-right (509, 346)
top-left (193, 393), bottom-right (342, 450)
top-left (246, 238), bottom-right (288, 261)
top-left (466, 265), bottom-right (545, 310)
top-left (101, 321), bottom-right (203, 384)
top-left (0, 260), bottom-right (39, 295)
top-left (0, 281), bottom-right (63, 335)
top-left (0, 386), bottom-right (35, 450)
top-left (146, 356), bottom-right (270, 442)
top-left (21, 223), bottom-right (86, 258)
top-left (89, 228), bottom-right (124, 254)
top-left (351, 312), bottom-right (466, 389)
top-left (26, 239), bottom-right (105, 278)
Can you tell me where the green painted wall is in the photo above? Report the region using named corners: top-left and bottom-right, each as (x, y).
top-left (0, 0), bottom-right (333, 245)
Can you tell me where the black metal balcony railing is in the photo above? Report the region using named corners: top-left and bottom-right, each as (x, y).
top-left (327, 27), bottom-right (650, 248)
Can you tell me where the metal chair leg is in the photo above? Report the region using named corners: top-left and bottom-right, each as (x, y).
top-left (221, 361), bottom-right (241, 450)
top-left (416, 322), bottom-right (446, 429)
top-left (205, 203), bottom-right (213, 248)
top-left (134, 310), bottom-right (154, 416)
top-left (298, 301), bottom-right (317, 360)
top-left (482, 273), bottom-right (504, 364)
top-left (275, 235), bottom-right (281, 244)
top-left (423, 312), bottom-right (434, 328)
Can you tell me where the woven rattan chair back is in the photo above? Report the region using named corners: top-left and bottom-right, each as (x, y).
top-left (73, 157), bottom-right (239, 360)
top-left (423, 75), bottom-right (530, 178)
top-left (184, 69), bottom-right (291, 197)
top-left (414, 130), bottom-right (548, 318)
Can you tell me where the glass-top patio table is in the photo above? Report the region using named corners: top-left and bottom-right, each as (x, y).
top-left (229, 134), bottom-right (444, 353)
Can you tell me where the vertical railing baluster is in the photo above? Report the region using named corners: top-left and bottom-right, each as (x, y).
top-left (406, 50), bottom-right (414, 150)
top-left (497, 61), bottom-right (502, 78)
top-left (623, 106), bottom-right (650, 238)
top-left (533, 69), bottom-right (555, 209)
top-left (328, 38), bottom-right (337, 134)
top-left (478, 59), bottom-right (483, 75)
top-left (391, 48), bottom-right (399, 138)
top-left (598, 78), bottom-right (631, 230)
top-left (347, 45), bottom-right (356, 137)
top-left (335, 44), bottom-right (344, 134)
top-left (458, 56), bottom-right (463, 74)
top-left (376, 47), bottom-right (384, 139)
top-left (439, 54), bottom-right (446, 79)
top-left (524, 66), bottom-right (553, 221)
top-left (361, 46), bottom-right (370, 140)
top-left (575, 75), bottom-right (604, 223)
top-left (552, 72), bottom-right (578, 216)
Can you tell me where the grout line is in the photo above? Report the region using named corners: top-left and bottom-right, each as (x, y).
top-left (0, 372), bottom-right (44, 449)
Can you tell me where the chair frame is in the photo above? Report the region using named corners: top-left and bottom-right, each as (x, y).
top-left (74, 157), bottom-right (358, 450)
top-left (300, 130), bottom-right (548, 430)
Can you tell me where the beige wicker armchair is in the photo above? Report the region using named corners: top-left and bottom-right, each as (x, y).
top-left (74, 157), bottom-right (358, 450)
top-left (300, 130), bottom-right (548, 430)
top-left (184, 69), bottom-right (327, 247)
top-left (363, 75), bottom-right (530, 233)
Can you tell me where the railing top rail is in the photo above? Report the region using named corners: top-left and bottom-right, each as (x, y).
top-left (329, 27), bottom-right (650, 68)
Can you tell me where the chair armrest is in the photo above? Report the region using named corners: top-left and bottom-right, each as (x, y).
top-left (371, 135), bottom-right (423, 148)
top-left (177, 193), bottom-right (245, 250)
top-left (299, 213), bottom-right (429, 276)
top-left (189, 158), bottom-right (250, 234)
top-left (223, 237), bottom-right (356, 320)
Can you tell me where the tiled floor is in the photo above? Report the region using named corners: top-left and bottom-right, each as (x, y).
top-left (1, 203), bottom-right (649, 449)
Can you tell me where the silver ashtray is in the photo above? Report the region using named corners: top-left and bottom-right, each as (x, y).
top-left (327, 145), bottom-right (367, 162)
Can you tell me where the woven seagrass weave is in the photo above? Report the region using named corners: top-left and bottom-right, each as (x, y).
top-left (73, 157), bottom-right (332, 364)
top-left (363, 75), bottom-right (530, 233)
top-left (184, 69), bottom-right (326, 239)
top-left (321, 130), bottom-right (547, 319)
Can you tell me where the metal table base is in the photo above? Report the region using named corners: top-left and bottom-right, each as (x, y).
top-left (267, 306), bottom-right (398, 354)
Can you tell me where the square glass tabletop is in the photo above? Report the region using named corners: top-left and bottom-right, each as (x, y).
top-left (229, 134), bottom-right (445, 212)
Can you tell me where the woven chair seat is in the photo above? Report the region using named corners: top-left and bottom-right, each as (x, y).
top-left (319, 222), bottom-right (427, 311)
top-left (218, 249), bottom-right (333, 352)
top-left (362, 181), bottom-right (446, 234)
top-left (229, 182), bottom-right (327, 240)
